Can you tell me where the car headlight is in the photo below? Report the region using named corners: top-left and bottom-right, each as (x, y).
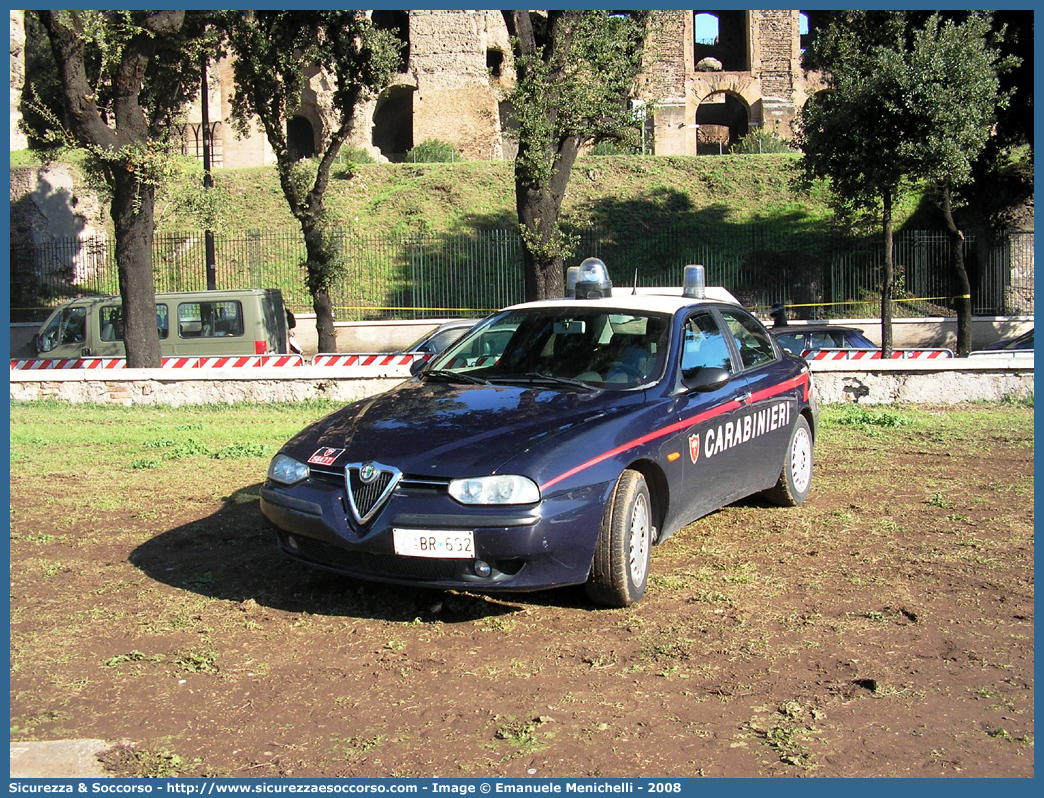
top-left (448, 475), bottom-right (540, 505)
top-left (268, 454), bottom-right (310, 486)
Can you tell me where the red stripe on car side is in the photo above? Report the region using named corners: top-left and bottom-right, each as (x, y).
top-left (539, 398), bottom-right (743, 492)
top-left (539, 372), bottom-right (810, 492)
top-left (749, 372), bottom-right (809, 404)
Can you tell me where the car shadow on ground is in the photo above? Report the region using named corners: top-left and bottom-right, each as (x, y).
top-left (129, 482), bottom-right (594, 623)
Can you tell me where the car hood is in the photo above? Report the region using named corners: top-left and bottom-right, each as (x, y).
top-left (285, 380), bottom-right (645, 478)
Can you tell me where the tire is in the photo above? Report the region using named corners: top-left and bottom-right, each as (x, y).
top-left (586, 469), bottom-right (652, 608)
top-left (764, 415), bottom-right (813, 507)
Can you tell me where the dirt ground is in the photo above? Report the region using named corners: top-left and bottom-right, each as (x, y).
top-left (9, 404), bottom-right (1034, 778)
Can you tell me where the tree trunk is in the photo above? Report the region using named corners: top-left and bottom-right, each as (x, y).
top-left (939, 183), bottom-right (973, 356)
top-left (881, 190), bottom-right (894, 358)
top-left (515, 141), bottom-right (581, 301)
top-left (38, 10), bottom-right (185, 369)
top-left (303, 225), bottom-right (337, 353)
top-left (112, 170), bottom-right (162, 368)
top-left (517, 183), bottom-right (566, 301)
top-left (312, 288), bottom-right (336, 354)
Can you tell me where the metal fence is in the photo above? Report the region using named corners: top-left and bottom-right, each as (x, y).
top-left (10, 225), bottom-right (1034, 323)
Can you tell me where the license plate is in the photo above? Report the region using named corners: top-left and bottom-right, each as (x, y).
top-left (392, 528), bottom-right (475, 559)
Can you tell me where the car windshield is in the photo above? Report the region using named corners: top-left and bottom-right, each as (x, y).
top-left (427, 307), bottom-right (671, 390)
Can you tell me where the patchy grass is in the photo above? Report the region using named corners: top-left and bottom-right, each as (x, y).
top-left (8, 400), bottom-right (1034, 778)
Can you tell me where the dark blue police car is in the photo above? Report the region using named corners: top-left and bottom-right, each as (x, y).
top-left (261, 260), bottom-right (818, 607)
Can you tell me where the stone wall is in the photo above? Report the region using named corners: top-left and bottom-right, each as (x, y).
top-left (10, 164), bottom-right (107, 242)
top-left (753, 9), bottom-right (797, 129)
top-left (643, 11), bottom-right (689, 103)
top-left (809, 361), bottom-right (1034, 405)
top-left (10, 371), bottom-right (405, 407)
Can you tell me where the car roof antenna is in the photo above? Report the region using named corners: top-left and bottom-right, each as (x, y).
top-left (632, 269), bottom-right (638, 295)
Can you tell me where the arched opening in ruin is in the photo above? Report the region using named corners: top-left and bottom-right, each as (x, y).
top-left (693, 11), bottom-right (749, 72)
top-left (287, 116), bottom-right (316, 161)
top-left (372, 10), bottom-right (410, 72)
top-left (798, 10), bottom-right (831, 55)
top-left (695, 91), bottom-right (750, 154)
top-left (372, 86), bottom-right (415, 162)
top-left (486, 49), bottom-right (505, 79)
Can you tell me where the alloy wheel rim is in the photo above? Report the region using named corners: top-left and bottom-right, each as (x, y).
top-left (791, 427), bottom-right (812, 494)
top-left (629, 493), bottom-right (650, 587)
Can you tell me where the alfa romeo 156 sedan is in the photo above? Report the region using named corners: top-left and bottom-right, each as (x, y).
top-left (261, 261), bottom-right (818, 607)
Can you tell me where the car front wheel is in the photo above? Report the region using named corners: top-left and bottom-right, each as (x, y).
top-left (586, 469), bottom-right (652, 608)
top-left (764, 414), bottom-right (813, 507)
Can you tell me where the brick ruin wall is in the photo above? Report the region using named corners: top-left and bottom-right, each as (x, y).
top-left (10, 10), bottom-right (815, 162)
top-left (754, 9), bottom-right (799, 131)
top-left (408, 11), bottom-right (510, 160)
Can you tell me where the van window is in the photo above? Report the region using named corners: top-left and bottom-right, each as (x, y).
top-left (38, 306), bottom-right (87, 351)
top-left (178, 301), bottom-right (244, 339)
top-left (99, 305), bottom-right (170, 341)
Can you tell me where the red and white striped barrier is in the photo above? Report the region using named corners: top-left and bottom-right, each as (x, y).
top-left (10, 358), bottom-right (87, 370)
top-left (804, 348), bottom-right (953, 361)
top-left (197, 355), bottom-right (304, 368)
top-left (310, 353), bottom-right (425, 368)
top-left (11, 354), bottom-right (304, 370)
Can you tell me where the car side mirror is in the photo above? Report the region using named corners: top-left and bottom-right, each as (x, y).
top-left (409, 357), bottom-right (427, 377)
top-left (682, 366), bottom-right (730, 393)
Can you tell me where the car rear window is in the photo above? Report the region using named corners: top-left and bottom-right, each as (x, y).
top-left (810, 330), bottom-right (845, 349)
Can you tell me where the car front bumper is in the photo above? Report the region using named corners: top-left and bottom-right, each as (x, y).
top-left (259, 476), bottom-right (610, 592)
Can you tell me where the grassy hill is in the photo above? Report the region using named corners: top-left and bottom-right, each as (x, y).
top-left (11, 149), bottom-right (928, 239)
top-left (178, 154), bottom-right (870, 238)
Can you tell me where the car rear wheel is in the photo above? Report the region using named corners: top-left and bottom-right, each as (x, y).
top-left (586, 469), bottom-right (652, 608)
top-left (764, 415), bottom-right (813, 507)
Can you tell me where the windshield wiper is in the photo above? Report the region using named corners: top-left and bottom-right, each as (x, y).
top-left (425, 369), bottom-right (490, 385)
top-left (490, 372), bottom-right (599, 392)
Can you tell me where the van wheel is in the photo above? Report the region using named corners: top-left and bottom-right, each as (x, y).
top-left (586, 470), bottom-right (651, 608)
top-left (764, 415), bottom-right (813, 507)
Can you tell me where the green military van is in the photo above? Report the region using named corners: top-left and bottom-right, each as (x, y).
top-left (32, 289), bottom-right (292, 360)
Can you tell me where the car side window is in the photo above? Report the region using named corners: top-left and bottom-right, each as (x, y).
top-left (681, 312), bottom-right (733, 374)
top-left (719, 309), bottom-right (777, 371)
top-left (810, 330), bottom-right (844, 349)
top-left (429, 329), bottom-right (466, 352)
top-left (774, 332), bottom-right (805, 354)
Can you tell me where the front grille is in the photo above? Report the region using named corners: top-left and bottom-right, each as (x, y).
top-left (348, 470), bottom-right (393, 518)
top-left (308, 463), bottom-right (452, 528)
